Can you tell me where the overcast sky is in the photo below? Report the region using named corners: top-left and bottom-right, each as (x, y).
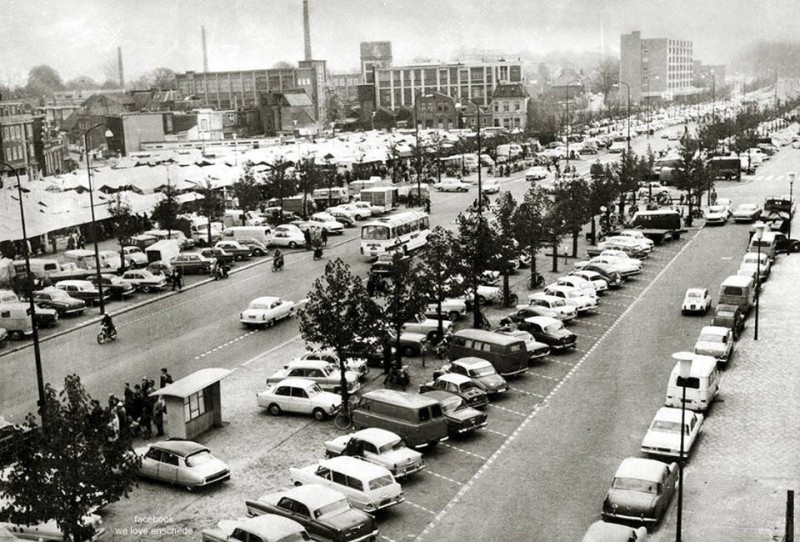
top-left (1, 0), bottom-right (797, 85)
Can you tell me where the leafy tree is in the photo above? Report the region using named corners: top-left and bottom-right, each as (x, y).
top-left (232, 165), bottom-right (263, 224)
top-left (299, 259), bottom-right (384, 405)
top-left (196, 179), bottom-right (225, 245)
top-left (150, 68), bottom-right (177, 90)
top-left (376, 252), bottom-right (428, 365)
top-left (25, 65), bottom-right (64, 97)
top-left (65, 75), bottom-right (99, 91)
top-left (491, 191), bottom-right (520, 305)
top-left (609, 149), bottom-right (641, 217)
top-left (592, 57), bottom-right (619, 104)
top-left (107, 194), bottom-right (139, 273)
top-left (295, 156), bottom-right (321, 218)
top-left (672, 134), bottom-right (707, 225)
top-left (264, 157), bottom-right (296, 223)
top-left (0, 375), bottom-right (140, 542)
top-left (551, 176), bottom-right (592, 257)
top-left (151, 185), bottom-right (180, 236)
top-left (416, 227), bottom-right (461, 338)
top-left (512, 186), bottom-right (552, 286)
top-left (454, 212), bottom-right (503, 328)
top-left (588, 161), bottom-right (619, 239)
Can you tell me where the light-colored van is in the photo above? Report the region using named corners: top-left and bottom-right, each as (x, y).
top-left (748, 231), bottom-right (778, 262)
top-left (144, 240), bottom-right (181, 264)
top-left (289, 456), bottom-right (404, 513)
top-left (448, 329), bottom-right (529, 377)
top-left (718, 275), bottom-right (755, 315)
top-left (143, 229), bottom-right (195, 250)
top-left (63, 250), bottom-right (114, 271)
top-left (223, 226), bottom-right (272, 245)
top-left (352, 390), bottom-right (449, 449)
top-left (665, 354), bottom-right (719, 412)
top-left (0, 303), bottom-right (33, 339)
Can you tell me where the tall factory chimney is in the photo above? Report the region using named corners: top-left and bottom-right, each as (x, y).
top-left (303, 0), bottom-right (312, 61)
top-left (117, 47), bottom-right (125, 89)
top-left (202, 25), bottom-right (209, 72)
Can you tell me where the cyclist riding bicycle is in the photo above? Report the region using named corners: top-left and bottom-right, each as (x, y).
top-left (101, 313), bottom-right (115, 335)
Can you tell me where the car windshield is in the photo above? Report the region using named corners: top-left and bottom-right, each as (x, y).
top-left (314, 498), bottom-right (350, 518)
top-left (362, 225), bottom-right (390, 241)
top-left (717, 310), bottom-right (735, 318)
top-left (612, 477), bottom-right (661, 494)
top-left (698, 333), bottom-right (723, 343)
top-left (650, 420), bottom-right (682, 433)
top-left (185, 450), bottom-right (214, 468)
top-left (378, 439), bottom-right (405, 454)
top-left (306, 385), bottom-right (322, 396)
top-left (368, 475), bottom-right (395, 490)
top-left (550, 298), bottom-right (566, 307)
top-left (440, 396), bottom-right (464, 413)
top-left (544, 323), bottom-right (563, 334)
top-left (687, 291), bottom-right (702, 298)
top-left (48, 290), bottom-right (70, 300)
top-left (708, 206), bottom-right (725, 213)
top-left (469, 366), bottom-right (496, 377)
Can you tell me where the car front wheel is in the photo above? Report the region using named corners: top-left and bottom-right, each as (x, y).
top-left (268, 404), bottom-right (281, 416)
top-left (313, 408), bottom-right (327, 421)
top-left (141, 285), bottom-right (151, 293)
top-left (288, 241), bottom-right (297, 248)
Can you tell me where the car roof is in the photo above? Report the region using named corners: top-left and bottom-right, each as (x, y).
top-left (529, 293), bottom-right (563, 303)
top-left (437, 373), bottom-right (472, 385)
top-left (286, 359), bottom-right (329, 370)
top-left (236, 515), bottom-right (306, 539)
top-left (421, 389), bottom-right (463, 404)
top-left (685, 287), bottom-right (706, 294)
top-left (274, 378), bottom-right (316, 388)
top-left (353, 427), bottom-right (401, 448)
top-left (654, 407), bottom-right (694, 424)
top-left (452, 357), bottom-right (492, 369)
top-left (151, 440), bottom-right (208, 457)
top-left (716, 303), bottom-right (739, 312)
top-left (321, 455), bottom-right (392, 478)
top-left (251, 296), bottom-right (281, 305)
top-left (670, 355), bottom-right (717, 376)
top-left (524, 316), bottom-right (560, 325)
top-left (699, 326), bottom-right (729, 335)
top-left (362, 389), bottom-right (440, 408)
top-left (615, 457), bottom-right (669, 482)
top-left (278, 484), bottom-right (346, 509)
top-left (452, 328), bottom-right (523, 346)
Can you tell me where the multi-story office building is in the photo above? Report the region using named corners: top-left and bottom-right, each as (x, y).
top-left (327, 72), bottom-right (362, 120)
top-left (0, 101), bottom-right (37, 179)
top-left (620, 31), bottom-right (694, 103)
top-left (372, 59), bottom-right (523, 111)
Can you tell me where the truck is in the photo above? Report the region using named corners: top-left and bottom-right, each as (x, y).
top-left (359, 186), bottom-right (399, 214)
top-left (13, 259), bottom-right (93, 282)
top-left (763, 195), bottom-right (796, 218)
top-left (628, 209), bottom-right (685, 244)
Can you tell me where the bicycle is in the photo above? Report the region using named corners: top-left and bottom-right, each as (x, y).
top-left (528, 272), bottom-right (545, 290)
top-left (384, 365), bottom-right (410, 391)
top-left (334, 395), bottom-right (358, 430)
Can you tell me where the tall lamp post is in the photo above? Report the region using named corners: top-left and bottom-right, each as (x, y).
top-left (564, 79), bottom-right (585, 172)
top-left (671, 351), bottom-right (694, 542)
top-left (1, 161), bottom-right (47, 424)
top-left (414, 95), bottom-right (422, 207)
top-left (789, 172), bottom-right (795, 238)
top-left (753, 223), bottom-right (764, 341)
top-left (614, 82), bottom-right (632, 154)
top-left (84, 123), bottom-right (114, 315)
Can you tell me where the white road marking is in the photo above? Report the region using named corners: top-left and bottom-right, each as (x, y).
top-left (527, 372), bottom-right (560, 381)
top-left (488, 404), bottom-right (526, 417)
top-left (425, 470), bottom-right (464, 486)
top-left (510, 387), bottom-right (546, 398)
top-left (405, 500), bottom-right (437, 515)
top-left (441, 443), bottom-right (489, 460)
top-left (484, 428), bottom-right (510, 438)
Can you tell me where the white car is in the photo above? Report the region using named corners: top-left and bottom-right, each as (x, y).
top-left (268, 224), bottom-right (306, 248)
top-left (693, 325), bottom-right (734, 364)
top-left (549, 276), bottom-right (598, 298)
top-left (567, 270), bottom-right (609, 294)
top-left (326, 206), bottom-right (359, 222)
top-left (333, 203), bottom-right (372, 220)
top-left (715, 198), bottom-right (733, 217)
top-left (122, 246), bottom-right (148, 268)
top-left (402, 313), bottom-right (453, 341)
top-left (482, 178), bottom-right (500, 194)
top-left (615, 229), bottom-right (655, 249)
top-left (298, 350), bottom-right (370, 380)
top-left (641, 407), bottom-right (704, 458)
top-left (497, 330), bottom-right (551, 361)
top-left (324, 427), bottom-right (425, 479)
top-left (266, 359), bottom-right (361, 394)
top-left (240, 296), bottom-right (297, 328)
top-left (425, 297), bottom-right (468, 321)
top-left (433, 179), bottom-right (470, 192)
top-left (741, 252), bottom-right (770, 279)
top-left (681, 287), bottom-right (711, 315)
top-left (121, 269), bottom-right (168, 293)
top-left (256, 377), bottom-right (341, 420)
top-left (575, 255), bottom-right (642, 276)
top-left (526, 294), bottom-right (579, 321)
top-left (524, 166), bottom-right (548, 181)
top-left (601, 236), bottom-right (652, 257)
top-left (598, 249), bottom-right (642, 266)
top-left (704, 205), bottom-right (729, 225)
top-left (309, 213), bottom-right (346, 234)
top-left (543, 285), bottom-right (598, 314)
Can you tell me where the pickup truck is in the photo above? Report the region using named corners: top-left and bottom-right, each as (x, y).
top-left (201, 515), bottom-right (309, 542)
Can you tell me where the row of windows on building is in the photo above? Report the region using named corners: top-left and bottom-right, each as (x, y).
top-left (178, 75), bottom-right (303, 94)
top-left (378, 65), bottom-right (520, 88)
top-left (2, 124), bottom-right (32, 141)
top-left (4, 146), bottom-right (27, 162)
top-left (493, 102), bottom-right (522, 112)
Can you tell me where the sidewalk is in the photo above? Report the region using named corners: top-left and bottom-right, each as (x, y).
top-left (652, 254), bottom-right (800, 541)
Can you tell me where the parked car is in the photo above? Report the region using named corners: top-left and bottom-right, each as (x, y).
top-left (370, 252), bottom-right (412, 277)
top-left (433, 179), bottom-right (470, 192)
top-left (328, 209), bottom-right (357, 228)
top-left (741, 251), bottom-right (771, 279)
top-left (266, 359), bottom-right (360, 394)
top-left (298, 350), bottom-right (369, 380)
top-left (577, 263), bottom-right (624, 288)
top-left (421, 390), bottom-right (488, 437)
top-left (581, 521), bottom-right (648, 542)
top-left (256, 378), bottom-right (341, 420)
top-left (615, 229), bottom-right (655, 249)
top-left (402, 313), bottom-right (453, 342)
top-left (432, 357), bottom-right (509, 396)
top-left (235, 236), bottom-right (268, 257)
top-left (640, 407), bottom-right (704, 458)
top-left (704, 205), bottom-right (729, 225)
top-left (240, 296), bottom-right (297, 328)
top-left (122, 245), bottom-right (149, 268)
top-left (145, 260), bottom-right (173, 278)
top-left (693, 325), bottom-right (734, 365)
top-left (681, 287), bottom-right (712, 315)
top-left (135, 440), bottom-right (231, 490)
top-left (567, 270), bottom-right (609, 294)
top-left (292, 214), bottom-right (345, 235)
top-left (525, 294), bottom-right (579, 321)
top-left (496, 330), bottom-right (551, 361)
top-left (575, 256), bottom-right (641, 277)
top-left (324, 427), bottom-right (425, 479)
top-left (333, 203), bottom-right (372, 220)
top-left (732, 203), bottom-right (762, 222)
top-left (543, 285), bottom-right (598, 314)
top-left (524, 166), bottom-right (549, 181)
top-left (215, 240), bottom-right (251, 261)
top-left (54, 280), bottom-right (109, 306)
top-left (601, 457), bottom-right (678, 525)
top-left (170, 252), bottom-right (215, 274)
top-left (88, 274), bottom-right (135, 300)
top-left (425, 297), bottom-right (468, 321)
top-left (121, 269), bottom-right (168, 293)
top-left (200, 515), bottom-right (309, 542)
top-left (517, 316), bottom-right (577, 352)
top-left (245, 485), bottom-right (378, 542)
top-left (31, 288), bottom-right (85, 316)
top-left (199, 247), bottom-right (235, 266)
top-left (712, 303), bottom-right (745, 340)
top-left (269, 224), bottom-right (307, 248)
top-left (549, 276), bottom-right (599, 298)
top-left (418, 373), bottom-right (489, 410)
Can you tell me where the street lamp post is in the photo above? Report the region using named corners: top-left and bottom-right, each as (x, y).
top-left (1, 161), bottom-right (47, 424)
top-left (789, 172), bottom-right (795, 238)
top-left (564, 79), bottom-right (584, 172)
top-left (754, 223), bottom-right (764, 341)
top-left (615, 82), bottom-right (632, 154)
top-left (414, 95), bottom-right (422, 208)
top-left (672, 351), bottom-right (694, 542)
top-left (84, 123), bottom-right (113, 315)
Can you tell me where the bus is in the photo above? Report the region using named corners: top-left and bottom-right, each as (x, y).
top-left (360, 211), bottom-right (430, 257)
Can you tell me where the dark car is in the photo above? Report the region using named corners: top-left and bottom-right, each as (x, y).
top-left (31, 289), bottom-right (86, 317)
top-left (170, 253), bottom-right (215, 274)
top-left (421, 390), bottom-right (488, 437)
top-left (214, 240), bottom-right (252, 261)
top-left (578, 263), bottom-right (624, 288)
top-left (235, 237), bottom-right (268, 257)
top-left (517, 316), bottom-right (577, 352)
top-left (370, 252), bottom-right (412, 276)
top-left (328, 210), bottom-right (357, 228)
top-left (418, 373), bottom-right (489, 410)
top-left (499, 305), bottom-right (559, 326)
top-left (146, 260), bottom-right (173, 278)
top-left (712, 303), bottom-right (745, 341)
top-left (602, 457), bottom-right (678, 525)
top-left (199, 247), bottom-right (235, 266)
top-left (0, 327), bottom-right (7, 349)
top-left (88, 274), bottom-right (135, 300)
top-left (432, 357), bottom-right (509, 396)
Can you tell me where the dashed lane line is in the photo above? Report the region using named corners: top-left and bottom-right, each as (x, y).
top-left (193, 330), bottom-right (257, 360)
top-left (441, 443), bottom-right (489, 461)
top-left (488, 404), bottom-right (526, 417)
top-left (510, 387), bottom-right (546, 398)
top-left (425, 470), bottom-right (464, 486)
top-left (571, 320), bottom-right (610, 329)
top-left (380, 536), bottom-right (396, 542)
top-left (416, 226), bottom-right (702, 542)
top-left (484, 428), bottom-right (510, 438)
top-left (612, 293), bottom-right (639, 299)
top-left (527, 372), bottom-right (560, 382)
top-left (547, 358), bottom-right (575, 367)
top-left (406, 500), bottom-right (437, 516)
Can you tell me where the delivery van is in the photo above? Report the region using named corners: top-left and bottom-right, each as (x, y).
top-left (664, 354), bottom-right (719, 412)
top-left (223, 226), bottom-right (272, 245)
top-left (352, 389), bottom-right (449, 449)
top-left (145, 240), bottom-right (181, 264)
top-left (718, 275), bottom-right (755, 315)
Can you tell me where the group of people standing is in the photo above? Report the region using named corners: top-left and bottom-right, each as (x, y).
top-left (108, 368), bottom-right (173, 440)
top-left (303, 226), bottom-right (327, 251)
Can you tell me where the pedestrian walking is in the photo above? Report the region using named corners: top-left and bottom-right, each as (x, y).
top-left (171, 269), bottom-right (182, 291)
top-left (77, 233), bottom-right (85, 249)
top-left (160, 368), bottom-right (173, 388)
top-left (304, 229), bottom-right (312, 250)
top-left (153, 397), bottom-right (166, 437)
top-left (321, 228), bottom-right (328, 247)
top-left (67, 233), bottom-right (76, 250)
top-left (124, 382), bottom-right (134, 409)
top-left (49, 236), bottom-right (57, 254)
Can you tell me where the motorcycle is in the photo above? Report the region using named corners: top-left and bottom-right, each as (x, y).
top-left (97, 326), bottom-right (117, 345)
top-left (384, 365), bottom-right (410, 390)
top-left (313, 246), bottom-right (324, 260)
top-left (213, 265), bottom-right (229, 280)
top-left (272, 256), bottom-right (284, 272)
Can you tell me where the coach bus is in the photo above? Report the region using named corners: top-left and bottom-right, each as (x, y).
top-left (360, 211), bottom-right (430, 258)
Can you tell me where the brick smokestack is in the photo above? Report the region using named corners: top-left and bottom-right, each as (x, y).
top-left (118, 47), bottom-right (124, 89)
top-left (303, 0), bottom-right (312, 61)
top-left (202, 25), bottom-right (209, 72)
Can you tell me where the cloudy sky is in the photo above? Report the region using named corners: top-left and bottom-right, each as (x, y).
top-left (1, 0), bottom-right (796, 85)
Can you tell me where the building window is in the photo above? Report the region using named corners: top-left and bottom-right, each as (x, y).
top-left (515, 103), bottom-right (520, 111)
top-left (184, 389), bottom-right (208, 421)
top-left (503, 104), bottom-right (510, 112)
